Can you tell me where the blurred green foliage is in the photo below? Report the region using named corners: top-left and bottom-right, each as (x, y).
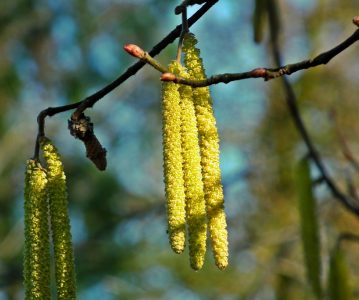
top-left (1, 0), bottom-right (359, 299)
top-left (328, 245), bottom-right (352, 300)
top-left (296, 158), bottom-right (321, 299)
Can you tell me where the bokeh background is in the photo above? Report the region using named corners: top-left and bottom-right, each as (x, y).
top-left (1, 0), bottom-right (359, 299)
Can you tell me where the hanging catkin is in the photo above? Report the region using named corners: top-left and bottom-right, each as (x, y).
top-left (175, 61), bottom-right (207, 270)
top-left (24, 159), bottom-right (51, 300)
top-left (183, 32), bottom-right (229, 270)
top-left (162, 61), bottom-right (187, 254)
top-left (40, 137), bottom-right (77, 299)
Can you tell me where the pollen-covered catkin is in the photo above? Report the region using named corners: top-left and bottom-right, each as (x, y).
top-left (24, 159), bottom-right (51, 300)
top-left (174, 61), bottom-right (207, 270)
top-left (183, 32), bottom-right (229, 270)
top-left (162, 61), bottom-right (187, 254)
top-left (40, 137), bottom-right (76, 299)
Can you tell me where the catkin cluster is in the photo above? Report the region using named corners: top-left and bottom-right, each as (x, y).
top-left (161, 33), bottom-right (228, 270)
top-left (24, 137), bottom-right (76, 299)
top-left (24, 160), bottom-right (51, 299)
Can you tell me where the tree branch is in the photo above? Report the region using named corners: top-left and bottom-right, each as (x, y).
top-left (34, 103), bottom-right (80, 159)
top-left (32, 0), bottom-right (219, 158)
top-left (175, 0), bottom-right (209, 15)
top-left (267, 15), bottom-right (359, 216)
top-left (160, 28), bottom-right (359, 86)
top-left (176, 8), bottom-right (189, 62)
top-left (71, 0), bottom-right (219, 121)
top-left (338, 232), bottom-right (359, 248)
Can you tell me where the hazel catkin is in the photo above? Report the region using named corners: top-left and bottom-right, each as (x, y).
top-left (40, 137), bottom-right (76, 299)
top-left (24, 159), bottom-right (51, 300)
top-left (162, 61), bottom-right (187, 254)
top-left (183, 32), bottom-right (229, 270)
top-left (175, 61), bottom-right (207, 270)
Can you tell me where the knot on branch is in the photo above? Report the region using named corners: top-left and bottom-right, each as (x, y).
top-left (68, 114), bottom-right (107, 171)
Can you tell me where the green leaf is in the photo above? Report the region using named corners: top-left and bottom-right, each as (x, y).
top-left (296, 157), bottom-right (321, 299)
top-left (328, 247), bottom-right (352, 300)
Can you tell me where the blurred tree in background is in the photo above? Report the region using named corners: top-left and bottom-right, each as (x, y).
top-left (0, 0), bottom-right (359, 299)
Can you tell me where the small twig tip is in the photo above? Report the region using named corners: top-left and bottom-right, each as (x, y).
top-left (123, 44), bottom-right (145, 59)
top-left (161, 73), bottom-right (176, 82)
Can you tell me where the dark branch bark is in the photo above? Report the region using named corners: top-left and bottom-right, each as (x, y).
top-left (175, 0), bottom-right (209, 15)
top-left (33, 0), bottom-right (219, 158)
top-left (161, 29), bottom-right (359, 87)
top-left (267, 14), bottom-right (359, 216)
top-left (72, 0), bottom-right (219, 120)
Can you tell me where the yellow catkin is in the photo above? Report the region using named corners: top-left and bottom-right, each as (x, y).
top-left (24, 159), bottom-right (51, 300)
top-left (183, 32), bottom-right (229, 270)
top-left (173, 61), bottom-right (207, 270)
top-left (162, 61), bottom-right (187, 254)
top-left (40, 137), bottom-right (76, 299)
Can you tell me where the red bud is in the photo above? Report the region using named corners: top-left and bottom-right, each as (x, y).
top-left (353, 16), bottom-right (359, 27)
top-left (250, 68), bottom-right (267, 78)
top-left (161, 73), bottom-right (176, 82)
top-left (123, 44), bottom-right (145, 58)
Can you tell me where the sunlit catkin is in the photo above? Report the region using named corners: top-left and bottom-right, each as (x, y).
top-left (162, 61), bottom-right (186, 254)
top-left (183, 32), bottom-right (228, 270)
top-left (175, 61), bottom-right (207, 270)
top-left (24, 159), bottom-right (51, 300)
top-left (40, 137), bottom-right (76, 299)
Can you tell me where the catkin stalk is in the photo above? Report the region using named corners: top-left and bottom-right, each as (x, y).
top-left (174, 61), bottom-right (207, 270)
top-left (162, 61), bottom-right (187, 254)
top-left (24, 159), bottom-right (51, 300)
top-left (40, 137), bottom-right (76, 299)
top-left (183, 32), bottom-right (228, 270)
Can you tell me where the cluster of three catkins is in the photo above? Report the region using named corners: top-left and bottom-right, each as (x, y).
top-left (162, 33), bottom-right (228, 270)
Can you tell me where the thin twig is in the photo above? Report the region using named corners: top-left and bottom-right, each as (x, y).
top-left (32, 0), bottom-right (219, 158)
top-left (176, 8), bottom-right (189, 62)
top-left (33, 103), bottom-right (79, 159)
top-left (346, 175), bottom-right (359, 202)
top-left (267, 13), bottom-right (359, 216)
top-left (329, 110), bottom-right (359, 172)
top-left (338, 232), bottom-right (359, 247)
top-left (161, 68), bottom-right (267, 86)
top-left (72, 0), bottom-right (218, 121)
top-left (160, 29), bottom-right (359, 87)
top-left (282, 72), bottom-right (359, 216)
top-left (124, 44), bottom-right (169, 73)
top-left (175, 0), bottom-right (208, 15)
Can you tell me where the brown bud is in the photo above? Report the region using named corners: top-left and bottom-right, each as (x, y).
top-left (250, 68), bottom-right (267, 78)
top-left (123, 44), bottom-right (145, 59)
top-left (161, 73), bottom-right (176, 82)
top-left (353, 16), bottom-right (359, 27)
